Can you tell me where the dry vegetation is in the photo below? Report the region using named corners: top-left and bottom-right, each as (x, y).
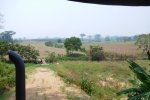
top-left (19, 41), bottom-right (66, 58)
top-left (83, 42), bottom-right (142, 56)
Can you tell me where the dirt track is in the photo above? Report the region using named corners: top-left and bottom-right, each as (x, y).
top-left (9, 67), bottom-right (89, 100)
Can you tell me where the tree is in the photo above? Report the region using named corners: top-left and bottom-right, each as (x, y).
top-left (88, 45), bottom-right (105, 61)
top-left (94, 34), bottom-right (101, 42)
top-left (80, 33), bottom-right (86, 41)
top-left (0, 31), bottom-right (16, 42)
top-left (135, 34), bottom-right (150, 60)
top-left (64, 37), bottom-right (82, 54)
top-left (105, 36), bottom-right (111, 41)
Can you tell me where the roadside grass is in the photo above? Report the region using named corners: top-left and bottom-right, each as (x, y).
top-left (0, 88), bottom-right (15, 100)
top-left (0, 62), bottom-right (42, 100)
top-left (49, 60), bottom-right (150, 99)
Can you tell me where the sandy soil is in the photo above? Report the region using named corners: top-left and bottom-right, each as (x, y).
top-left (8, 67), bottom-right (89, 100)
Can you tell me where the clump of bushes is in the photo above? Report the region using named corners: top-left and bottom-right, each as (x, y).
top-left (45, 52), bottom-right (89, 63)
top-left (45, 41), bottom-right (64, 48)
top-left (45, 52), bottom-right (58, 63)
top-left (0, 41), bottom-right (39, 63)
top-left (45, 41), bottom-right (54, 47)
top-left (88, 45), bottom-right (105, 61)
top-left (0, 62), bottom-right (15, 95)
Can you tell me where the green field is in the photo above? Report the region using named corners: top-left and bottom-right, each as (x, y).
top-left (48, 60), bottom-right (150, 99)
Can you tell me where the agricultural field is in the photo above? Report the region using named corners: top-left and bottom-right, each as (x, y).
top-left (83, 42), bottom-right (142, 57)
top-left (20, 41), bottom-right (143, 59)
top-left (19, 41), bottom-right (66, 58)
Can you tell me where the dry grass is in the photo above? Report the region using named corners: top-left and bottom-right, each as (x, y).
top-left (19, 41), bottom-right (66, 58)
top-left (83, 42), bottom-right (142, 56)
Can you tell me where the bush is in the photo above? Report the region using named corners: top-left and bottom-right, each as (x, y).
top-left (54, 43), bottom-right (63, 48)
top-left (88, 46), bottom-right (105, 61)
top-left (81, 78), bottom-right (93, 96)
top-left (45, 41), bottom-right (53, 47)
top-left (61, 53), bottom-right (89, 61)
top-left (45, 52), bottom-right (57, 63)
top-left (0, 62), bottom-right (15, 95)
top-left (0, 41), bottom-right (39, 63)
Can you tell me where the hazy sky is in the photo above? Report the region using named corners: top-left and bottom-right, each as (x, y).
top-left (0, 0), bottom-right (150, 38)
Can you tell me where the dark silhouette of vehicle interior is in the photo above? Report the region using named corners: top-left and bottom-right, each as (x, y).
top-left (9, 0), bottom-right (150, 100)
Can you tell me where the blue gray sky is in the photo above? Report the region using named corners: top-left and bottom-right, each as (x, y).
top-left (0, 0), bottom-right (150, 38)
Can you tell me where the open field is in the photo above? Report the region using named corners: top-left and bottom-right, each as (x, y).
top-left (83, 42), bottom-right (143, 56)
top-left (19, 41), bottom-right (66, 58)
top-left (49, 60), bottom-right (150, 99)
top-left (20, 41), bottom-right (143, 59)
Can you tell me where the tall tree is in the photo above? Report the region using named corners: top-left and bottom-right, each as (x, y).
top-left (94, 34), bottom-right (101, 42)
top-left (64, 37), bottom-right (82, 54)
top-left (0, 31), bottom-right (16, 42)
top-left (135, 33), bottom-right (150, 60)
top-left (80, 33), bottom-right (86, 41)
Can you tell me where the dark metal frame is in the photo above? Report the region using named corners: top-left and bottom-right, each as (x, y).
top-left (8, 50), bottom-right (26, 100)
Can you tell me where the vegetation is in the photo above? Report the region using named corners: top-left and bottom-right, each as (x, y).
top-left (118, 60), bottom-right (150, 99)
top-left (88, 45), bottom-right (105, 61)
top-left (0, 41), bottom-right (39, 63)
top-left (135, 34), bottom-right (150, 60)
top-left (64, 37), bottom-right (82, 54)
top-left (0, 62), bottom-right (15, 95)
top-left (49, 60), bottom-right (149, 99)
top-left (0, 31), bottom-right (16, 42)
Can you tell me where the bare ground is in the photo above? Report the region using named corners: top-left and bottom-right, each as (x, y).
top-left (8, 67), bottom-right (89, 100)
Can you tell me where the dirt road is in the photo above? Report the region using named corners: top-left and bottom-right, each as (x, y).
top-left (9, 67), bottom-right (89, 100)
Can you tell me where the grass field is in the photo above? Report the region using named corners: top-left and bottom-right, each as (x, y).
top-left (19, 41), bottom-right (66, 58)
top-left (20, 41), bottom-right (143, 59)
top-left (83, 42), bottom-right (142, 57)
top-left (49, 60), bottom-right (150, 99)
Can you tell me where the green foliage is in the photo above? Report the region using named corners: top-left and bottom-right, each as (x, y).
top-left (0, 41), bottom-right (39, 63)
top-left (45, 41), bottom-right (54, 47)
top-left (45, 52), bottom-right (57, 63)
top-left (135, 34), bottom-right (150, 60)
top-left (88, 45), bottom-right (105, 61)
top-left (54, 43), bottom-right (63, 48)
top-left (0, 41), bottom-right (12, 61)
top-left (117, 60), bottom-right (150, 100)
top-left (0, 31), bottom-right (16, 42)
top-left (58, 53), bottom-right (89, 61)
top-left (81, 78), bottom-right (93, 96)
top-left (64, 37), bottom-right (82, 54)
top-left (0, 62), bottom-right (15, 95)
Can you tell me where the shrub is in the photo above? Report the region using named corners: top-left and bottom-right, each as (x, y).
top-left (88, 45), bottom-right (105, 61)
top-left (54, 43), bottom-right (63, 48)
top-left (45, 41), bottom-right (54, 47)
top-left (81, 78), bottom-right (93, 96)
top-left (117, 60), bottom-right (150, 99)
top-left (0, 62), bottom-right (15, 95)
top-left (0, 41), bottom-right (39, 63)
top-left (45, 52), bottom-right (57, 63)
top-left (63, 53), bottom-right (89, 61)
